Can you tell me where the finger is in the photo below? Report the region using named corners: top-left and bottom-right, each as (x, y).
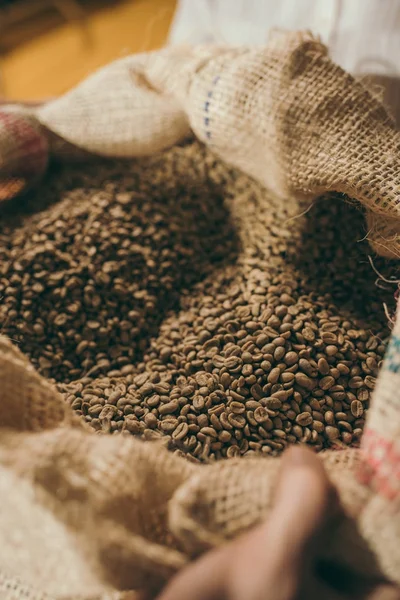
top-left (243, 447), bottom-right (334, 570)
top-left (270, 446), bottom-right (336, 562)
top-left (156, 543), bottom-right (231, 600)
top-left (158, 447), bottom-right (335, 600)
top-left (227, 447), bottom-right (335, 600)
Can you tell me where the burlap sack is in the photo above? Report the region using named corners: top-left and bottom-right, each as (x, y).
top-left (0, 315), bottom-right (396, 598)
top-left (3, 31), bottom-right (400, 255)
top-left (0, 30), bottom-right (400, 598)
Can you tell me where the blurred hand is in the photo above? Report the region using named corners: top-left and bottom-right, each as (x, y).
top-left (155, 447), bottom-right (400, 600)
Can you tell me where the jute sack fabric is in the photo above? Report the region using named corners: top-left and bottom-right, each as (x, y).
top-left (0, 332), bottom-right (388, 598)
top-left (0, 30), bottom-right (399, 599)
top-left (2, 31), bottom-right (400, 256)
top-left (0, 308), bottom-right (397, 598)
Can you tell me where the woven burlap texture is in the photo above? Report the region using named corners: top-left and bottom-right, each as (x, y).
top-left (0, 329), bottom-right (392, 599)
top-left (1, 30), bottom-right (400, 599)
top-left (27, 31), bottom-right (400, 258)
top-left (2, 32), bottom-right (400, 254)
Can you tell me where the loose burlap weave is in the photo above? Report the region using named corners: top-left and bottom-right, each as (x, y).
top-left (0, 30), bottom-right (400, 599)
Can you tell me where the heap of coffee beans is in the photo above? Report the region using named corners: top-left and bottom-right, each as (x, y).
top-left (0, 142), bottom-right (396, 461)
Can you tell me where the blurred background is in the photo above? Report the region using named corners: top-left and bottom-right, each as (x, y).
top-left (0, 0), bottom-right (177, 100)
top-left (2, 0), bottom-right (400, 117)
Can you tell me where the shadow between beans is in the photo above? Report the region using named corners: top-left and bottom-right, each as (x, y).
top-left (284, 193), bottom-right (399, 327)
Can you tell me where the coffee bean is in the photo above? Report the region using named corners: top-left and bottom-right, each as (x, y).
top-left (218, 430), bottom-right (232, 443)
top-left (284, 351), bottom-right (298, 366)
top-left (280, 294), bottom-right (295, 306)
top-left (321, 332), bottom-right (337, 344)
top-left (227, 414), bottom-right (246, 429)
top-left (268, 367), bottom-right (281, 384)
top-left (335, 412), bottom-right (347, 421)
top-left (295, 372), bottom-right (315, 391)
top-left (281, 371), bottom-right (295, 384)
top-left (341, 432), bottom-right (353, 444)
top-left (366, 356), bottom-right (377, 371)
top-left (3, 141), bottom-right (391, 463)
top-left (144, 413), bottom-right (158, 429)
top-left (226, 445), bottom-right (241, 458)
top-left (161, 418), bottom-right (178, 433)
top-left (296, 412), bottom-right (313, 427)
top-left (197, 414), bottom-right (209, 428)
top-left (200, 427), bottom-right (218, 439)
top-left (274, 346), bottom-right (286, 361)
top-left (357, 389), bottom-right (369, 402)
top-left (303, 327), bottom-right (315, 341)
top-left (230, 401), bottom-right (246, 414)
top-left (325, 426), bottom-right (340, 441)
top-left (319, 376), bottom-right (335, 390)
top-left (324, 411), bottom-right (335, 425)
top-left (325, 345), bottom-right (338, 356)
top-left (348, 376), bottom-right (364, 389)
top-left (271, 389), bottom-right (289, 401)
top-left (364, 376), bottom-right (376, 389)
top-left (254, 406), bottom-right (270, 423)
top-left (351, 400), bottom-right (364, 418)
top-left (124, 417), bottom-right (143, 435)
top-left (338, 420), bottom-right (352, 433)
top-left (313, 420), bottom-right (324, 433)
top-left (299, 358), bottom-right (318, 377)
top-left (159, 400), bottom-right (179, 415)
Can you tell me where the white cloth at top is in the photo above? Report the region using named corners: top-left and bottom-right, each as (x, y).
top-left (169, 0), bottom-right (400, 77)
top-left (169, 0), bottom-right (400, 123)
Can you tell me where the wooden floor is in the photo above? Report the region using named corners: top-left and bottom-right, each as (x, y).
top-left (1, 0), bottom-right (177, 101)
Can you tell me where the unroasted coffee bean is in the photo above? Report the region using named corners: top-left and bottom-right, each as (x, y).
top-left (313, 420), bottom-right (324, 433)
top-left (264, 397), bottom-right (282, 410)
top-left (144, 413), bottom-right (158, 429)
top-left (284, 351), bottom-right (298, 366)
top-left (228, 414), bottom-right (246, 429)
top-left (324, 411), bottom-right (335, 425)
top-left (226, 445), bottom-right (241, 458)
top-left (159, 400), bottom-right (179, 415)
top-left (268, 367), bottom-right (281, 384)
top-left (325, 426), bottom-right (340, 441)
top-left (295, 372), bottom-right (315, 391)
top-left (302, 327), bottom-right (315, 341)
top-left (161, 418), bottom-right (178, 433)
top-left (325, 345), bottom-right (338, 356)
top-left (320, 376), bottom-right (335, 390)
top-left (351, 400), bottom-right (364, 418)
top-left (254, 406), bottom-right (270, 423)
top-left (172, 422), bottom-right (189, 440)
top-left (219, 430), bottom-right (232, 443)
top-left (357, 389), bottom-right (369, 402)
top-left (364, 376), bottom-right (376, 389)
top-left (296, 412), bottom-right (313, 427)
top-left (200, 426), bottom-right (218, 439)
top-left (299, 358), bottom-right (318, 377)
top-left (349, 376), bottom-right (364, 389)
top-left (2, 141), bottom-right (393, 462)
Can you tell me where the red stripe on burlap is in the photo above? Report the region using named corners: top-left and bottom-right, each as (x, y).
top-left (358, 428), bottom-right (400, 502)
top-left (0, 111), bottom-right (48, 201)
